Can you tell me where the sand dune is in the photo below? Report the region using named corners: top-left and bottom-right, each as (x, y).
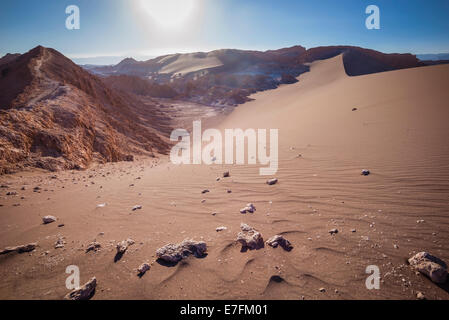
top-left (0, 55), bottom-right (448, 300)
top-left (159, 53), bottom-right (223, 76)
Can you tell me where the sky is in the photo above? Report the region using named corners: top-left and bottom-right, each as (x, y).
top-left (1, 0), bottom-right (449, 64)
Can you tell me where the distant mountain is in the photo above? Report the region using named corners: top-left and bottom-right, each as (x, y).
top-left (84, 45), bottom-right (424, 106)
top-left (0, 46), bottom-right (171, 173)
top-left (416, 53), bottom-right (449, 61)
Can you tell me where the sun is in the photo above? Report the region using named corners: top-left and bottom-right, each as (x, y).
top-left (139, 0), bottom-right (197, 29)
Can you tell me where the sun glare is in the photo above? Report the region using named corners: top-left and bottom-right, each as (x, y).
top-left (139, 0), bottom-right (197, 29)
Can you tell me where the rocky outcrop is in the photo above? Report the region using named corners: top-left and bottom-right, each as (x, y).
top-left (0, 46), bottom-right (171, 174)
top-left (408, 252), bottom-right (448, 284)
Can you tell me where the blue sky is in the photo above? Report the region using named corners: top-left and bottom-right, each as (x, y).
top-left (1, 0), bottom-right (449, 64)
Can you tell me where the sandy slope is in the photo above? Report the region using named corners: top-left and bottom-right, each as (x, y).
top-left (0, 56), bottom-right (448, 300)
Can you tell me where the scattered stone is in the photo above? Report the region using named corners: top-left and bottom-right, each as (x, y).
top-left (64, 277), bottom-right (97, 300)
top-left (96, 203), bottom-right (106, 208)
top-left (227, 190), bottom-right (232, 194)
top-left (319, 288), bottom-right (326, 292)
top-left (0, 243), bottom-right (37, 255)
top-left (86, 242), bottom-right (101, 253)
top-left (42, 216), bottom-right (57, 224)
top-left (223, 171), bottom-right (230, 178)
top-left (211, 212), bottom-right (217, 216)
top-left (408, 252), bottom-right (448, 284)
top-left (361, 169), bottom-right (370, 176)
top-left (33, 186), bottom-right (41, 192)
top-left (201, 189), bottom-right (210, 194)
top-left (216, 226), bottom-right (227, 232)
top-left (266, 235), bottom-right (293, 251)
top-left (240, 203), bottom-right (256, 214)
top-left (329, 228), bottom-right (338, 235)
top-left (393, 244), bottom-right (399, 249)
top-left (266, 178), bottom-right (278, 185)
top-left (417, 219), bottom-right (425, 224)
top-left (58, 224), bottom-right (65, 228)
top-left (352, 107), bottom-right (358, 111)
top-left (416, 292), bottom-right (426, 300)
top-left (116, 238), bottom-right (135, 255)
top-left (216, 177), bottom-right (220, 181)
top-left (237, 223), bottom-right (264, 250)
top-left (351, 229), bottom-right (356, 233)
top-left (137, 263), bottom-right (150, 276)
top-left (6, 191), bottom-right (17, 196)
top-left (156, 239), bottom-right (207, 263)
top-left (132, 205), bottom-right (142, 211)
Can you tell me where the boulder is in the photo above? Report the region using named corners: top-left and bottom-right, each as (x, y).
top-left (408, 252), bottom-right (447, 284)
top-left (64, 277), bottom-right (97, 300)
top-left (156, 239), bottom-right (207, 263)
top-left (237, 223), bottom-right (264, 250)
top-left (266, 235), bottom-right (293, 251)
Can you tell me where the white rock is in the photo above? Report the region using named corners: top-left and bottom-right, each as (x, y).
top-left (266, 178), bottom-right (278, 185)
top-left (216, 226), bottom-right (227, 232)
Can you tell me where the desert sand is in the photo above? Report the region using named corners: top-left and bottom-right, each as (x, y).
top-left (1, 55), bottom-right (448, 300)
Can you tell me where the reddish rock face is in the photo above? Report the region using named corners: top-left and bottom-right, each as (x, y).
top-left (0, 46), bottom-right (171, 173)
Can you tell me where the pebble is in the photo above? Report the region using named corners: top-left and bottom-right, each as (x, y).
top-left (416, 292), bottom-right (425, 300)
top-left (42, 216), bottom-right (57, 224)
top-left (361, 169), bottom-right (370, 176)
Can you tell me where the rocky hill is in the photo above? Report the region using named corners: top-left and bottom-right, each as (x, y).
top-left (0, 46), bottom-right (171, 174)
